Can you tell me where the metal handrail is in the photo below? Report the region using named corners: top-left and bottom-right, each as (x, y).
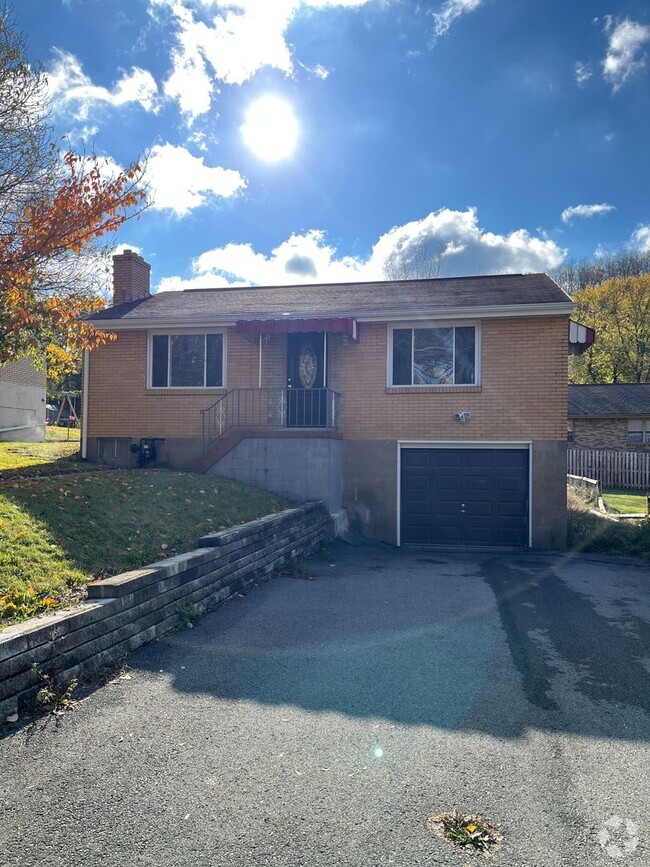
top-left (201, 387), bottom-right (341, 458)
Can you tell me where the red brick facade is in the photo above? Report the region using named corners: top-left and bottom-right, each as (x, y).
top-left (87, 316), bottom-right (568, 443)
top-left (571, 417), bottom-right (650, 451)
top-left (85, 313), bottom-right (569, 547)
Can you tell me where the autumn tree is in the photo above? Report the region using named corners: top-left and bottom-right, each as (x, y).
top-left (569, 275), bottom-right (650, 384)
top-left (0, 9), bottom-right (146, 376)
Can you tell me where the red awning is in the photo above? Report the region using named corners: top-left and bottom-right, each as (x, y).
top-left (568, 319), bottom-right (596, 356)
top-left (235, 318), bottom-right (357, 338)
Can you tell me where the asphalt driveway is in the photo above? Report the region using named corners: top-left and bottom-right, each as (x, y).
top-left (1, 543), bottom-right (649, 866)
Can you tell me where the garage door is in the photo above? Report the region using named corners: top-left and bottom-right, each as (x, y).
top-left (400, 447), bottom-right (529, 546)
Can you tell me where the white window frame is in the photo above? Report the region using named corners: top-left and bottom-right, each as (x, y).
top-left (387, 321), bottom-right (481, 388)
top-left (627, 419), bottom-right (650, 443)
top-left (147, 328), bottom-right (227, 389)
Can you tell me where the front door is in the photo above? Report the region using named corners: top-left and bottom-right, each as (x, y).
top-left (286, 332), bottom-right (326, 427)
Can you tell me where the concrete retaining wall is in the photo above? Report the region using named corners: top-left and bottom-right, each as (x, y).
top-left (207, 436), bottom-right (343, 512)
top-left (0, 503), bottom-right (331, 719)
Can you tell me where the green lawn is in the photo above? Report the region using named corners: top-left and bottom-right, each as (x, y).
top-left (0, 426), bottom-right (81, 479)
top-left (0, 469), bottom-right (288, 624)
top-left (45, 425), bottom-right (81, 442)
top-left (603, 488), bottom-right (649, 515)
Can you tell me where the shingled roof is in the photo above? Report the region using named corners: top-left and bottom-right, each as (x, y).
top-left (568, 383), bottom-right (650, 418)
top-left (89, 272), bottom-right (571, 323)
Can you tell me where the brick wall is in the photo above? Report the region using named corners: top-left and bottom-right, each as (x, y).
top-left (336, 317), bottom-right (568, 441)
top-left (87, 316), bottom-right (568, 443)
top-left (87, 329), bottom-right (259, 439)
top-left (0, 358), bottom-right (46, 389)
top-left (113, 250), bottom-right (151, 306)
top-left (572, 417), bottom-right (650, 451)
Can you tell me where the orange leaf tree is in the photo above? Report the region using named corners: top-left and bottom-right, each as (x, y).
top-left (0, 11), bottom-right (147, 371)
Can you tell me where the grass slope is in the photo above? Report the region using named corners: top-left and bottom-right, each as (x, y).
top-left (0, 427), bottom-right (81, 479)
top-left (0, 469), bottom-right (288, 624)
top-left (567, 488), bottom-right (650, 558)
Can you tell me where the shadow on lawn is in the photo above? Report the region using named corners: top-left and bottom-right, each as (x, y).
top-left (130, 543), bottom-right (650, 742)
top-left (0, 454), bottom-right (84, 482)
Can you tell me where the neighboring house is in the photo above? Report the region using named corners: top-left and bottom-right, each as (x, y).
top-left (568, 383), bottom-right (650, 451)
top-left (0, 358), bottom-right (46, 443)
top-left (83, 250), bottom-right (582, 549)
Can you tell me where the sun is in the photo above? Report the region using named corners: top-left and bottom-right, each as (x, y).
top-left (241, 95), bottom-right (299, 162)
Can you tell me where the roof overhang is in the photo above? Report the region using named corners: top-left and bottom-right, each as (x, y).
top-left (87, 301), bottom-right (574, 330)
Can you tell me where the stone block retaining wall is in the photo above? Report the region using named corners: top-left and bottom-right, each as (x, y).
top-left (0, 503), bottom-right (331, 719)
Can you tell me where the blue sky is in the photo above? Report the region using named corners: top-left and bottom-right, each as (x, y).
top-left (14, 0), bottom-right (650, 292)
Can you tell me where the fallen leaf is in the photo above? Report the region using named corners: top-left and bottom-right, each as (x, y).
top-left (6, 713), bottom-right (18, 723)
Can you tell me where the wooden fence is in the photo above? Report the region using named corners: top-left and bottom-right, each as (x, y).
top-left (568, 448), bottom-right (650, 490)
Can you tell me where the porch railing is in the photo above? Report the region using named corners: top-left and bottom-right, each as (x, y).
top-left (201, 387), bottom-right (340, 457)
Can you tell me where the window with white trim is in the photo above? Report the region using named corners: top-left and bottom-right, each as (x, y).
top-left (150, 333), bottom-right (224, 388)
top-left (390, 325), bottom-right (477, 386)
top-left (627, 419), bottom-right (650, 443)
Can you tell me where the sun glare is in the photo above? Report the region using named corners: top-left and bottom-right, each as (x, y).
top-left (241, 95), bottom-right (299, 162)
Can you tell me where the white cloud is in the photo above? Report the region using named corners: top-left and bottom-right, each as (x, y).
top-left (298, 61), bottom-right (330, 79)
top-left (146, 143), bottom-right (246, 216)
top-left (150, 0), bottom-right (373, 121)
top-left (114, 243), bottom-right (144, 256)
top-left (92, 154), bottom-right (125, 181)
top-left (602, 17), bottom-right (650, 90)
top-left (630, 225), bottom-right (650, 252)
top-left (157, 207), bottom-right (566, 291)
top-left (560, 203), bottom-right (616, 224)
top-left (371, 208), bottom-right (565, 277)
top-left (574, 61), bottom-right (593, 84)
top-left (46, 49), bottom-right (159, 120)
top-left (432, 0), bottom-right (483, 39)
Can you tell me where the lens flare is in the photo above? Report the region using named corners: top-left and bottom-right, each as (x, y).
top-left (241, 95), bottom-right (299, 162)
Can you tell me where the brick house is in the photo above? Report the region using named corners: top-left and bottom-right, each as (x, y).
top-left (83, 250), bottom-right (580, 549)
top-left (568, 383), bottom-right (650, 451)
top-left (0, 358), bottom-right (46, 442)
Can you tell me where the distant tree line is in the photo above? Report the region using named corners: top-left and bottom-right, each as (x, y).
top-left (551, 248), bottom-right (650, 295)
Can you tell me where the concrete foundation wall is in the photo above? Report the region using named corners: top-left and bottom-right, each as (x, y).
top-left (0, 381), bottom-right (46, 442)
top-left (343, 440), bottom-right (398, 544)
top-left (531, 439), bottom-right (567, 549)
top-left (207, 437), bottom-right (343, 513)
top-left (343, 439), bottom-right (567, 549)
top-left (87, 436), bottom-right (203, 470)
top-left (0, 504), bottom-right (331, 719)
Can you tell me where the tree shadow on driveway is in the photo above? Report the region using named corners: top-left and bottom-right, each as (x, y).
top-left (131, 543), bottom-right (650, 742)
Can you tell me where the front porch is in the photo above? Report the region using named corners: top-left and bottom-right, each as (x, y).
top-left (201, 386), bottom-right (341, 461)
